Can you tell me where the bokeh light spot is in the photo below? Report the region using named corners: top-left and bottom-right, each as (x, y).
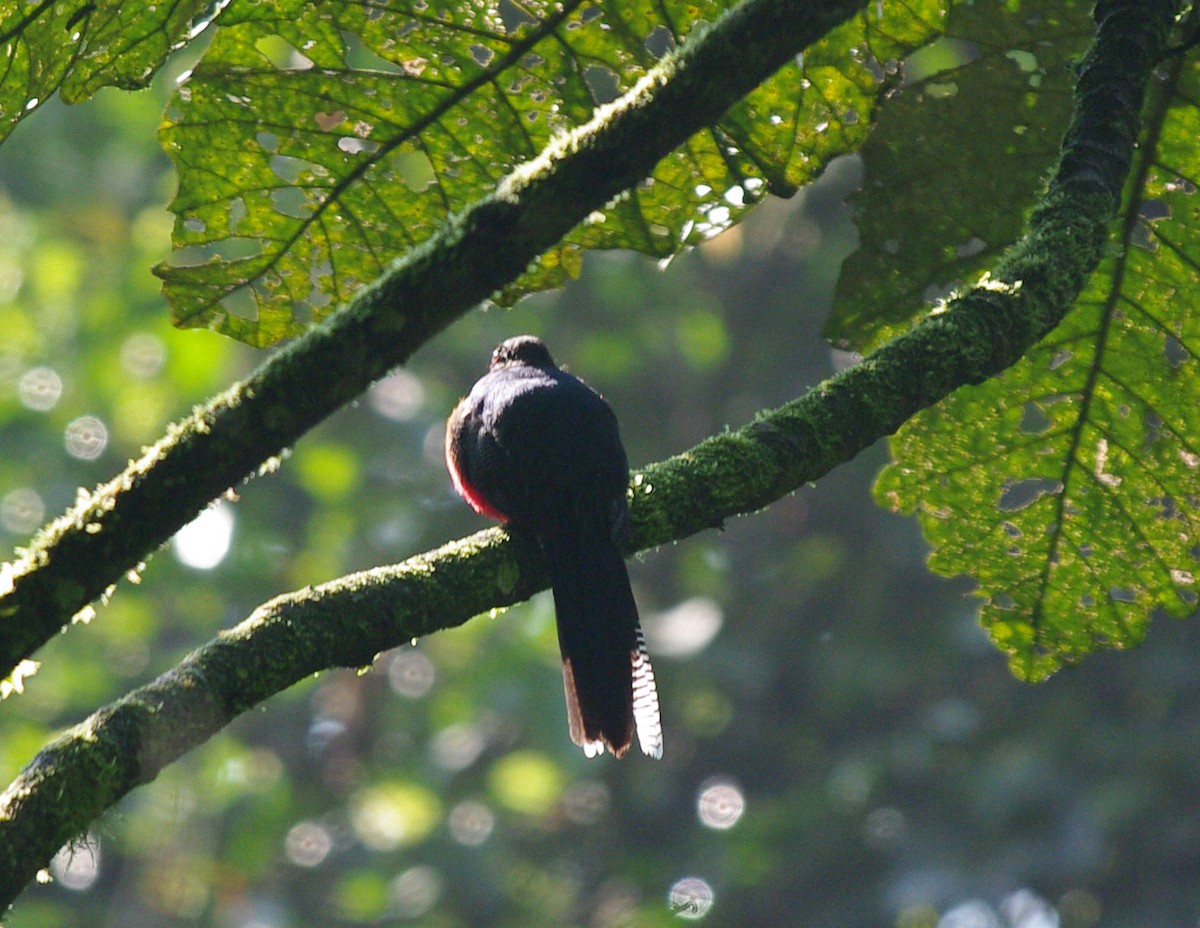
top-left (669, 877), bottom-right (714, 919)
top-left (864, 806), bottom-right (906, 848)
top-left (64, 415), bottom-right (108, 460)
top-left (0, 257), bottom-right (23, 301)
top-left (391, 865), bottom-right (443, 919)
top-left (369, 369), bottom-right (426, 421)
top-left (217, 747), bottom-right (283, 794)
top-left (561, 780), bottom-right (610, 825)
top-left (999, 889), bottom-right (1059, 928)
top-left (294, 442), bottom-right (360, 502)
top-left (448, 800), bottom-right (495, 846)
top-left (430, 722), bottom-right (485, 772)
top-left (488, 750), bottom-right (565, 816)
top-left (696, 778), bottom-right (745, 830)
top-left (827, 758), bottom-right (873, 807)
top-left (284, 821), bottom-right (333, 867)
top-left (350, 781), bottom-right (440, 851)
top-left (646, 597), bottom-right (723, 658)
top-left (1, 487), bottom-right (44, 535)
top-left (937, 900), bottom-right (1000, 928)
top-left (172, 503), bottom-right (234, 570)
top-left (19, 366), bottom-right (62, 411)
top-left (388, 649), bottom-right (436, 698)
top-left (50, 833), bottom-right (101, 891)
top-left (120, 332), bottom-right (167, 378)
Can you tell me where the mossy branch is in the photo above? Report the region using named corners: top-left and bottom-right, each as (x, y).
top-left (0, 0), bottom-right (1179, 891)
top-left (0, 0), bottom-right (1178, 909)
top-left (0, 0), bottom-right (868, 684)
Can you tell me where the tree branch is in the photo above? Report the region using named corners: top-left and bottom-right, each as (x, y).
top-left (0, 0), bottom-right (1181, 908)
top-left (0, 0), bottom-right (1180, 897)
top-left (0, 0), bottom-right (868, 683)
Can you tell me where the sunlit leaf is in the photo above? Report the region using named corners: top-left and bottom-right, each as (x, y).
top-left (155, 0), bottom-right (945, 346)
top-left (0, 0), bottom-right (217, 144)
top-left (875, 56), bottom-right (1200, 681)
top-left (827, 0), bottom-right (1095, 349)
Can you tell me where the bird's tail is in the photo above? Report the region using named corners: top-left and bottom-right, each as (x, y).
top-left (545, 511), bottom-right (662, 759)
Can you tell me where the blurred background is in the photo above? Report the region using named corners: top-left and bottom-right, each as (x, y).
top-left (2, 44), bottom-right (1199, 928)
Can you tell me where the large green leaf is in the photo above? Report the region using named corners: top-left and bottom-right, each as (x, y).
top-left (827, 0), bottom-right (1095, 349)
top-left (0, 0), bottom-right (215, 143)
top-left (154, 0), bottom-right (945, 346)
top-left (875, 54), bottom-right (1200, 681)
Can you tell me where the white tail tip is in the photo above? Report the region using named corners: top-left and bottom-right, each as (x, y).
top-left (631, 627), bottom-right (663, 759)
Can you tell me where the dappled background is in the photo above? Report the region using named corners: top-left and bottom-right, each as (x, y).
top-left (2, 39), bottom-right (1200, 928)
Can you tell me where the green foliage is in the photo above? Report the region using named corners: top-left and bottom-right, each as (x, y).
top-left (0, 0), bottom-right (212, 143)
top-left (153, 0), bottom-right (943, 345)
top-left (5, 0), bottom-right (1200, 923)
top-left (827, 0), bottom-right (1096, 348)
top-left (875, 47), bottom-right (1200, 680)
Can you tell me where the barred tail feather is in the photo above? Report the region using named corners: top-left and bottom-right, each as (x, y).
top-left (631, 627), bottom-right (663, 759)
top-left (546, 504), bottom-right (662, 760)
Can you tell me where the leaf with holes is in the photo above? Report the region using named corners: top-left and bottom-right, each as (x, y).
top-left (874, 53), bottom-right (1200, 681)
top-left (154, 0), bottom-right (944, 346)
top-left (827, 0), bottom-right (1095, 350)
top-left (0, 0), bottom-right (216, 143)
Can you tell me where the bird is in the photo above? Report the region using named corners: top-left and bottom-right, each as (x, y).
top-left (445, 335), bottom-right (662, 758)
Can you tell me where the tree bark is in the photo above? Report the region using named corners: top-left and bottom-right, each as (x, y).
top-left (0, 0), bottom-right (1180, 910)
top-left (0, 0), bottom-right (868, 683)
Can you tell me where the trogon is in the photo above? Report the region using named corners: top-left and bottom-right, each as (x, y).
top-left (445, 335), bottom-right (662, 758)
